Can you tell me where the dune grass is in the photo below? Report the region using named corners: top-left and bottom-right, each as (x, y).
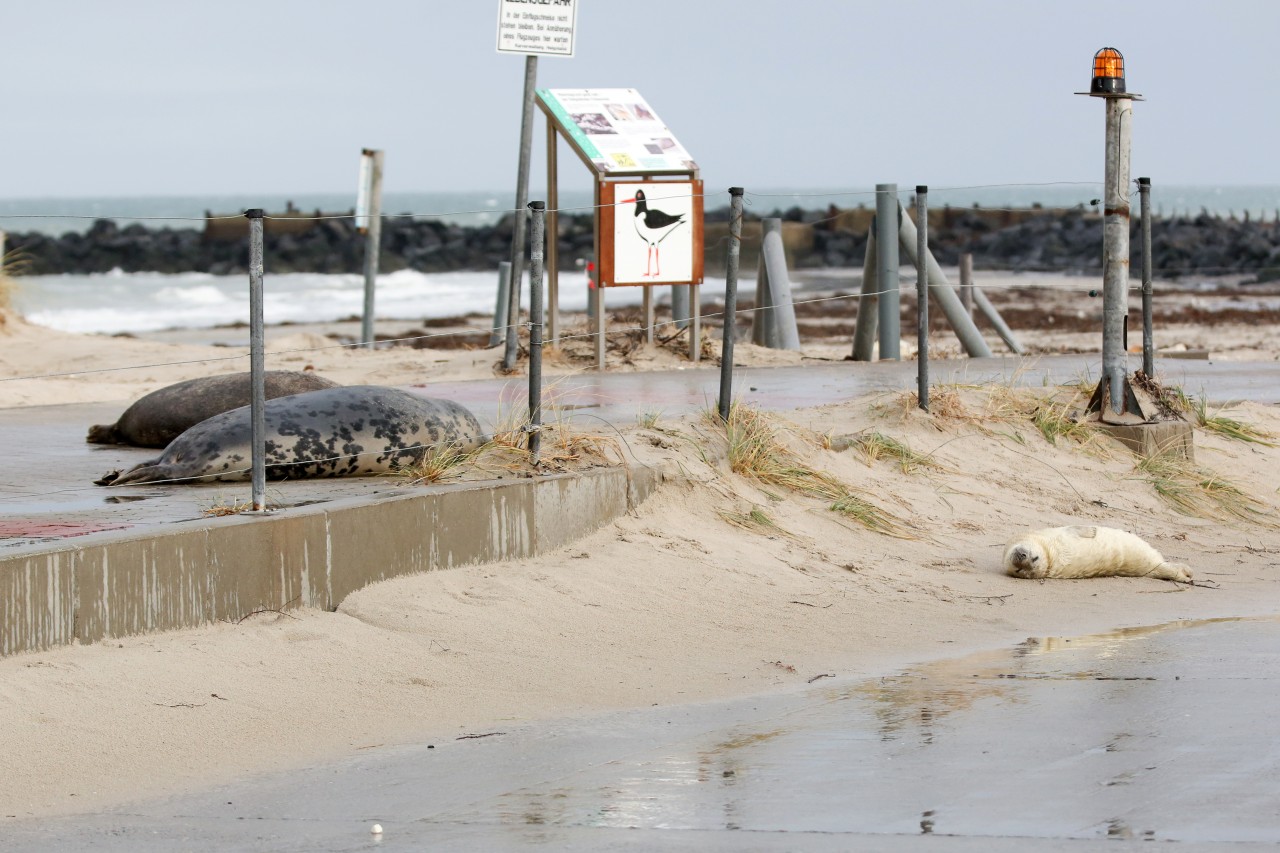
top-left (715, 403), bottom-right (910, 537)
top-left (850, 431), bottom-right (944, 474)
top-left (1134, 452), bottom-right (1272, 523)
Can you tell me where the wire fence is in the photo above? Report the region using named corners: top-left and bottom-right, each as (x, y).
top-left (0, 178), bottom-right (1274, 390)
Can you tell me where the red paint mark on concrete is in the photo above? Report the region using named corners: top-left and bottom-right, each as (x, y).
top-left (0, 521), bottom-right (131, 539)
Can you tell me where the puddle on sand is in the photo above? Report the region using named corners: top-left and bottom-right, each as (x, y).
top-left (486, 616), bottom-right (1280, 844)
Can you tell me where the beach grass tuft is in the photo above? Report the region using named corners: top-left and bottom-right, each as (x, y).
top-left (715, 403), bottom-right (911, 537)
top-left (850, 431), bottom-right (943, 474)
top-left (1134, 452), bottom-right (1273, 523)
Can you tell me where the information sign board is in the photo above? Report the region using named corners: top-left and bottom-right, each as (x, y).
top-left (537, 88), bottom-right (697, 174)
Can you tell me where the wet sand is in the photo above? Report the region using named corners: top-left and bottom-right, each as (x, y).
top-left (4, 617), bottom-right (1277, 850)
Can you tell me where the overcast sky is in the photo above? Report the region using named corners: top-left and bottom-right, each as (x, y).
top-left (3, 1), bottom-right (1277, 200)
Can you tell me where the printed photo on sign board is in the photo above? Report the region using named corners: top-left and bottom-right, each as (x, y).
top-left (537, 88), bottom-right (697, 174)
top-left (612, 183), bottom-right (695, 284)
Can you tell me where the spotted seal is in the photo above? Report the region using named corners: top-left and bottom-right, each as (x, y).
top-left (1003, 525), bottom-right (1192, 583)
top-left (87, 371), bottom-right (340, 448)
top-left (95, 385), bottom-right (486, 486)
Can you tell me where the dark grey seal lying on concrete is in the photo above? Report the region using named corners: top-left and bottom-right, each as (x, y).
top-left (87, 370), bottom-right (340, 448)
top-left (95, 385), bottom-right (487, 486)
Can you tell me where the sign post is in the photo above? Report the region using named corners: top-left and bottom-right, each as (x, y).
top-left (496, 0), bottom-right (578, 371)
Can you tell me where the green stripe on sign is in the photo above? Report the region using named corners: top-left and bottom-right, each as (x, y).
top-left (537, 90), bottom-right (601, 160)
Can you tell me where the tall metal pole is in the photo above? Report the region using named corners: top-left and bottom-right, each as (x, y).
top-left (1102, 96), bottom-right (1133, 413)
top-left (503, 55), bottom-right (538, 371)
top-left (1139, 176), bottom-right (1154, 377)
top-left (959, 252), bottom-right (974, 320)
top-left (245, 209), bottom-right (267, 512)
top-left (719, 188), bottom-right (744, 422)
top-left (875, 184), bottom-right (901, 360)
top-left (360, 149), bottom-right (384, 350)
top-left (527, 201), bottom-right (545, 463)
top-left (915, 186), bottom-right (929, 412)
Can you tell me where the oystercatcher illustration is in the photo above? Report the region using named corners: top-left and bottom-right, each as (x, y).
top-left (620, 189), bottom-right (686, 277)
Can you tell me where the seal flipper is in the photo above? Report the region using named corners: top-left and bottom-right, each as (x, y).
top-left (98, 458), bottom-right (167, 486)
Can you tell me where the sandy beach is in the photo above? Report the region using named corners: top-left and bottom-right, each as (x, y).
top-left (3, 271), bottom-right (1280, 822)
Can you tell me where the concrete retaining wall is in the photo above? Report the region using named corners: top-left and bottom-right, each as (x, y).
top-left (0, 465), bottom-right (660, 657)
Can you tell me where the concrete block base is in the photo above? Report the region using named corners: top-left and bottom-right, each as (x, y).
top-left (1098, 420), bottom-right (1195, 461)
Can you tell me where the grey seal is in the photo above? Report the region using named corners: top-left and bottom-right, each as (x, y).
top-left (95, 385), bottom-right (486, 486)
top-left (87, 371), bottom-right (340, 448)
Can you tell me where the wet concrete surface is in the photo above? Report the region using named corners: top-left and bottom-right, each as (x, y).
top-left (3, 353), bottom-right (1280, 551)
top-left (5, 616), bottom-right (1278, 851)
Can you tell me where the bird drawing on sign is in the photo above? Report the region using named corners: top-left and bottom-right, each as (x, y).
top-left (620, 189), bottom-right (686, 277)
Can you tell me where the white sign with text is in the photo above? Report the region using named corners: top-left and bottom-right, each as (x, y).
top-left (496, 0), bottom-right (577, 57)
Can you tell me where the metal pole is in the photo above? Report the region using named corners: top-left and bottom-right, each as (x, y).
top-left (896, 206), bottom-right (993, 358)
top-left (1102, 96), bottom-right (1133, 413)
top-left (1139, 176), bottom-right (1154, 377)
top-left (915, 186), bottom-right (929, 412)
top-left (875, 184), bottom-right (901, 360)
top-left (503, 54), bottom-right (538, 371)
top-left (360, 149), bottom-right (384, 349)
top-left (528, 201), bottom-right (545, 462)
top-left (759, 218), bottom-right (801, 350)
top-left (719, 193), bottom-right (744, 420)
top-left (546, 119), bottom-right (560, 346)
top-left (959, 252), bottom-right (974, 319)
top-left (245, 209), bottom-right (267, 512)
top-left (689, 284), bottom-right (701, 363)
top-left (672, 284), bottom-right (690, 330)
top-left (489, 261), bottom-right (512, 348)
top-left (851, 228), bottom-right (878, 360)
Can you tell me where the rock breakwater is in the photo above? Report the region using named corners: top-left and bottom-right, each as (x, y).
top-left (6, 206), bottom-right (1279, 281)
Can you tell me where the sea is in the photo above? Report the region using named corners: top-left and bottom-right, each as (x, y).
top-left (2, 185), bottom-right (1277, 337)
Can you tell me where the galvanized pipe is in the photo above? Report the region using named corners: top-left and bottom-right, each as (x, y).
top-left (719, 188), bottom-right (744, 422)
top-left (1139, 176), bottom-right (1153, 377)
top-left (895, 204), bottom-right (993, 358)
top-left (915, 186), bottom-right (929, 411)
top-left (489, 261), bottom-right (512, 348)
top-left (359, 149), bottom-right (384, 350)
top-left (527, 201), bottom-right (545, 462)
top-left (971, 286), bottom-right (1024, 355)
top-left (875, 184), bottom-right (901, 360)
top-left (244, 209), bottom-right (267, 512)
top-left (672, 285), bottom-right (690, 331)
top-left (503, 55), bottom-right (538, 371)
top-left (851, 228), bottom-right (878, 361)
top-left (1102, 96), bottom-right (1133, 412)
top-left (758, 218), bottom-right (801, 350)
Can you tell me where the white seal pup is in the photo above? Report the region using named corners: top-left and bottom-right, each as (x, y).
top-left (95, 385), bottom-right (486, 486)
top-left (1003, 526), bottom-right (1192, 583)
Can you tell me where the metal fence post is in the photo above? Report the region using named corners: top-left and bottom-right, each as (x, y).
top-left (851, 228), bottom-right (878, 360)
top-left (360, 149), bottom-right (384, 350)
top-left (490, 261), bottom-right (512, 348)
top-left (1139, 176), bottom-right (1154, 377)
top-left (959, 252), bottom-right (974, 320)
top-left (527, 201), bottom-right (545, 463)
top-left (915, 187), bottom-right (929, 412)
top-left (875, 184), bottom-right (901, 360)
top-left (719, 188), bottom-right (744, 422)
top-left (244, 209), bottom-right (267, 512)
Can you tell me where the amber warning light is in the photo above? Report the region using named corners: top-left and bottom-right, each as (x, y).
top-left (1090, 47), bottom-right (1126, 94)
